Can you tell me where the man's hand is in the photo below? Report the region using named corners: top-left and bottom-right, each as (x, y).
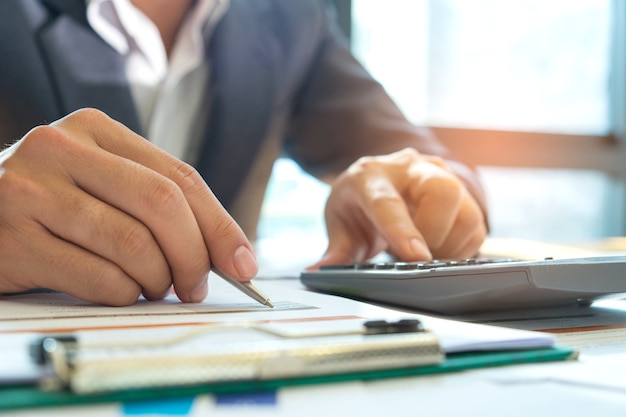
top-left (0, 108), bottom-right (258, 306)
top-left (311, 148), bottom-right (487, 268)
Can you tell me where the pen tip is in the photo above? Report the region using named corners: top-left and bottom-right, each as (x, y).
top-left (265, 300), bottom-right (274, 308)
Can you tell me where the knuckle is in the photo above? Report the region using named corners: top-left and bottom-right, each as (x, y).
top-left (424, 154), bottom-right (447, 169)
top-left (19, 125), bottom-right (65, 152)
top-left (64, 107), bottom-right (110, 125)
top-left (168, 161), bottom-right (205, 194)
top-left (145, 177), bottom-right (186, 217)
top-left (351, 155), bottom-right (379, 173)
top-left (343, 159), bottom-right (383, 191)
top-left (211, 216), bottom-right (239, 239)
top-left (422, 174), bottom-right (463, 198)
top-left (368, 191), bottom-right (403, 211)
top-left (24, 124), bottom-right (57, 141)
top-left (89, 267), bottom-right (141, 306)
top-left (116, 223), bottom-right (155, 260)
top-left (19, 124), bottom-right (88, 161)
top-left (397, 147), bottom-right (420, 159)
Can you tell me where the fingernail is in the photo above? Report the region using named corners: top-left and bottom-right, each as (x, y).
top-left (190, 278), bottom-right (208, 303)
top-left (234, 245), bottom-right (259, 279)
top-left (410, 238), bottom-right (432, 260)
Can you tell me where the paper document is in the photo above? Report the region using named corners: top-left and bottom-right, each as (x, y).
top-left (0, 277), bottom-right (554, 350)
top-left (1, 278), bottom-right (557, 388)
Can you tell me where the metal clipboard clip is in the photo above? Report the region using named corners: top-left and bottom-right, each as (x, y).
top-left (30, 319), bottom-right (444, 394)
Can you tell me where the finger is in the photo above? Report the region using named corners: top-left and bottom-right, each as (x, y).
top-left (113, 138), bottom-right (259, 285)
top-left (73, 146), bottom-right (209, 302)
top-left (434, 226), bottom-right (485, 260)
top-left (453, 228), bottom-right (486, 259)
top-left (8, 222), bottom-right (142, 306)
top-left (431, 197), bottom-right (487, 259)
top-left (89, 113), bottom-right (258, 283)
top-left (357, 174), bottom-right (432, 260)
top-left (56, 110), bottom-right (257, 299)
top-left (36, 179), bottom-right (172, 301)
top-left (49, 116), bottom-right (210, 302)
top-left (311, 208), bottom-right (381, 269)
top-left (408, 173), bottom-right (464, 251)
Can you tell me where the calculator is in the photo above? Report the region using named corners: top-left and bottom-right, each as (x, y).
top-left (300, 256), bottom-right (626, 315)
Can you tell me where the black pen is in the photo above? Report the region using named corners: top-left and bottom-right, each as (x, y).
top-left (211, 265), bottom-right (274, 308)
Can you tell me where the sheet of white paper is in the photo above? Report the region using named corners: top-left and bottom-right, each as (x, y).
top-left (421, 316), bottom-right (556, 353)
top-left (0, 278), bottom-right (555, 385)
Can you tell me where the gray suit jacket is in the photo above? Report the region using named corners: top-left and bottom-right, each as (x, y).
top-left (0, 0), bottom-right (485, 237)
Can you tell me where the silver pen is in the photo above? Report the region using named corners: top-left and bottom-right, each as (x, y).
top-left (211, 265), bottom-right (274, 308)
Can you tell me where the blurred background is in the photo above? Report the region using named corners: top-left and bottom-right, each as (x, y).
top-left (258, 0), bottom-right (625, 247)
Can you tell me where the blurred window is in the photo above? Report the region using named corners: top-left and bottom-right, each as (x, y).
top-left (259, 0), bottom-right (618, 244)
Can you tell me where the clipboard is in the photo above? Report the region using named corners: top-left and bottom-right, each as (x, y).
top-left (0, 347), bottom-right (577, 411)
top-left (0, 311), bottom-right (578, 412)
top-left (27, 319), bottom-right (443, 394)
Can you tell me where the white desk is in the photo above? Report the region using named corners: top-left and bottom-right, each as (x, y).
top-left (4, 237), bottom-right (626, 417)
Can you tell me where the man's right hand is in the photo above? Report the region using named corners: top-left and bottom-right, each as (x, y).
top-left (0, 108), bottom-right (258, 306)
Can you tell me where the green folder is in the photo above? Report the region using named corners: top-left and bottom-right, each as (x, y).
top-left (0, 346), bottom-right (577, 412)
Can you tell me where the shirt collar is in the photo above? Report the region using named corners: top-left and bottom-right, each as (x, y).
top-left (85, 0), bottom-right (229, 66)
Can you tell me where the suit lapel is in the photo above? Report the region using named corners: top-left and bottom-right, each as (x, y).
top-left (40, 0), bottom-right (89, 26)
top-left (35, 0), bottom-right (280, 203)
top-left (196, 0), bottom-right (279, 209)
top-left (37, 0), bottom-right (141, 133)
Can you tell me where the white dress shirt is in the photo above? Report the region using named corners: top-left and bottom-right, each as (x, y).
top-left (85, 0), bottom-right (229, 162)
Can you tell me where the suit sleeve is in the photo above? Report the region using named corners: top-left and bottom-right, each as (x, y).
top-left (283, 2), bottom-right (488, 218)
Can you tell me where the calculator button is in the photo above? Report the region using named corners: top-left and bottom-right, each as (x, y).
top-left (373, 263), bottom-right (395, 270)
